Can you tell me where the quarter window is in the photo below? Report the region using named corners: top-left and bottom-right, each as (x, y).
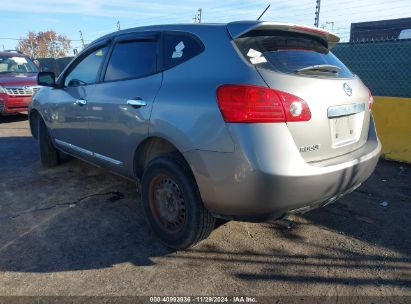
top-left (65, 47), bottom-right (108, 86)
top-left (163, 32), bottom-right (204, 70)
top-left (104, 40), bottom-right (158, 81)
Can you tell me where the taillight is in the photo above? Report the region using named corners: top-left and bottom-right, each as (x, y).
top-left (278, 90), bottom-right (312, 122)
top-left (216, 84), bottom-right (311, 123)
top-left (368, 89), bottom-right (374, 110)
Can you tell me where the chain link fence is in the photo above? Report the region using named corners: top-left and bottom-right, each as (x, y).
top-left (332, 39), bottom-right (411, 97)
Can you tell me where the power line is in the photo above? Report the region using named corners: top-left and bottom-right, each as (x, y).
top-left (0, 37), bottom-right (90, 42)
top-left (1, 1), bottom-right (410, 46)
top-left (206, 1), bottom-right (410, 22)
top-left (0, 37), bottom-right (21, 41)
top-left (78, 0), bottom-right (411, 38)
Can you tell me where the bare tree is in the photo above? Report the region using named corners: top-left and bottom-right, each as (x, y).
top-left (17, 31), bottom-right (71, 58)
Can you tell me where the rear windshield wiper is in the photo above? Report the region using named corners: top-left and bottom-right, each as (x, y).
top-left (296, 64), bottom-right (340, 75)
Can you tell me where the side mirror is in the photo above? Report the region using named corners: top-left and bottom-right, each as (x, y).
top-left (37, 72), bottom-right (56, 87)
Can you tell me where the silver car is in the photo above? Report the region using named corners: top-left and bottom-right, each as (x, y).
top-left (29, 21), bottom-right (381, 249)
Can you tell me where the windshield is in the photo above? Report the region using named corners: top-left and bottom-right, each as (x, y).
top-left (235, 33), bottom-right (353, 78)
top-left (0, 55), bottom-right (39, 73)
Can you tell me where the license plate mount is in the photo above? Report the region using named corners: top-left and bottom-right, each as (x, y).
top-left (330, 115), bottom-right (357, 147)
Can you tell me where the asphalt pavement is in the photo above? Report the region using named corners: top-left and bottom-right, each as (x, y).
top-left (0, 114), bottom-right (410, 296)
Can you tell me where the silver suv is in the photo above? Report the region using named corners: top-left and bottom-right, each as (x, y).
top-left (29, 21), bottom-right (381, 249)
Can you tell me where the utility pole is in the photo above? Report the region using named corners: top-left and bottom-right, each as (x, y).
top-left (198, 8), bottom-right (202, 23)
top-left (29, 39), bottom-right (35, 58)
top-left (193, 8), bottom-right (202, 23)
top-left (117, 21), bottom-right (121, 31)
top-left (79, 30), bottom-right (85, 49)
top-left (326, 21), bottom-right (334, 32)
top-left (314, 0), bottom-right (321, 28)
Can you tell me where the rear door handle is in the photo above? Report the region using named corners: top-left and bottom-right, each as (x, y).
top-left (74, 98), bottom-right (87, 106)
top-left (127, 98), bottom-right (147, 108)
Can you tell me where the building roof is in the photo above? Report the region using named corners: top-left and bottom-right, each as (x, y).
top-left (350, 17), bottom-right (411, 42)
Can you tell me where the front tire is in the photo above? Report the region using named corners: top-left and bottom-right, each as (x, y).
top-left (141, 154), bottom-right (215, 249)
top-left (38, 117), bottom-right (60, 168)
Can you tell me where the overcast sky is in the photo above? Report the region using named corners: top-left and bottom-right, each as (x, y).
top-left (1, 0), bottom-right (410, 52)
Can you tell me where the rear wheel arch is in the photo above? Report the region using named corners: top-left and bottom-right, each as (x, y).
top-left (133, 137), bottom-right (192, 179)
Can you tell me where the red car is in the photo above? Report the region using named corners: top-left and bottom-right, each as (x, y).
top-left (0, 51), bottom-right (39, 114)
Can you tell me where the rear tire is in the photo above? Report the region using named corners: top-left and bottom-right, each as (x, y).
top-left (38, 117), bottom-right (60, 168)
top-left (141, 153), bottom-right (215, 249)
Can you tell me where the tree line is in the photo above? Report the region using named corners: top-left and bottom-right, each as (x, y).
top-left (17, 31), bottom-right (72, 59)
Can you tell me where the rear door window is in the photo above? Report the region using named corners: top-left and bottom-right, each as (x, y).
top-left (163, 32), bottom-right (204, 70)
top-left (235, 33), bottom-right (353, 78)
top-left (104, 40), bottom-right (158, 81)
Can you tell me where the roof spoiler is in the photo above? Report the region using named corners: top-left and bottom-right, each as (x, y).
top-left (227, 21), bottom-right (340, 49)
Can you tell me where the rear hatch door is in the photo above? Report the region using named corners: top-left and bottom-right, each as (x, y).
top-left (229, 21), bottom-right (372, 162)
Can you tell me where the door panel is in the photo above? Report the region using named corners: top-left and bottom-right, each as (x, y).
top-left (48, 85), bottom-right (93, 153)
top-left (86, 35), bottom-right (162, 173)
top-left (87, 74), bottom-right (162, 171)
top-left (48, 45), bottom-right (109, 158)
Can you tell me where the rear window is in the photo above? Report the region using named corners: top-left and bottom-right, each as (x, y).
top-left (235, 33), bottom-right (353, 78)
top-left (104, 40), bottom-right (157, 81)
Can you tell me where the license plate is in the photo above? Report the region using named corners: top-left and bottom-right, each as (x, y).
top-left (330, 115), bottom-right (356, 147)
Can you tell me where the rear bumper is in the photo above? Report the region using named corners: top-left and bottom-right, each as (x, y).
top-left (184, 118), bottom-right (381, 221)
top-left (0, 94), bottom-right (31, 114)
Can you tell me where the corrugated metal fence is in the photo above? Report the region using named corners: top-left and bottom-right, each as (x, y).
top-left (36, 57), bottom-right (73, 77)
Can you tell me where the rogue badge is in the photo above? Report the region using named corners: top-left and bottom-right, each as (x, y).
top-left (299, 144), bottom-right (321, 153)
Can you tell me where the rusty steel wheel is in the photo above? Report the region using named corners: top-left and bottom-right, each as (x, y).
top-left (148, 174), bottom-right (186, 233)
top-left (141, 153), bottom-right (216, 249)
